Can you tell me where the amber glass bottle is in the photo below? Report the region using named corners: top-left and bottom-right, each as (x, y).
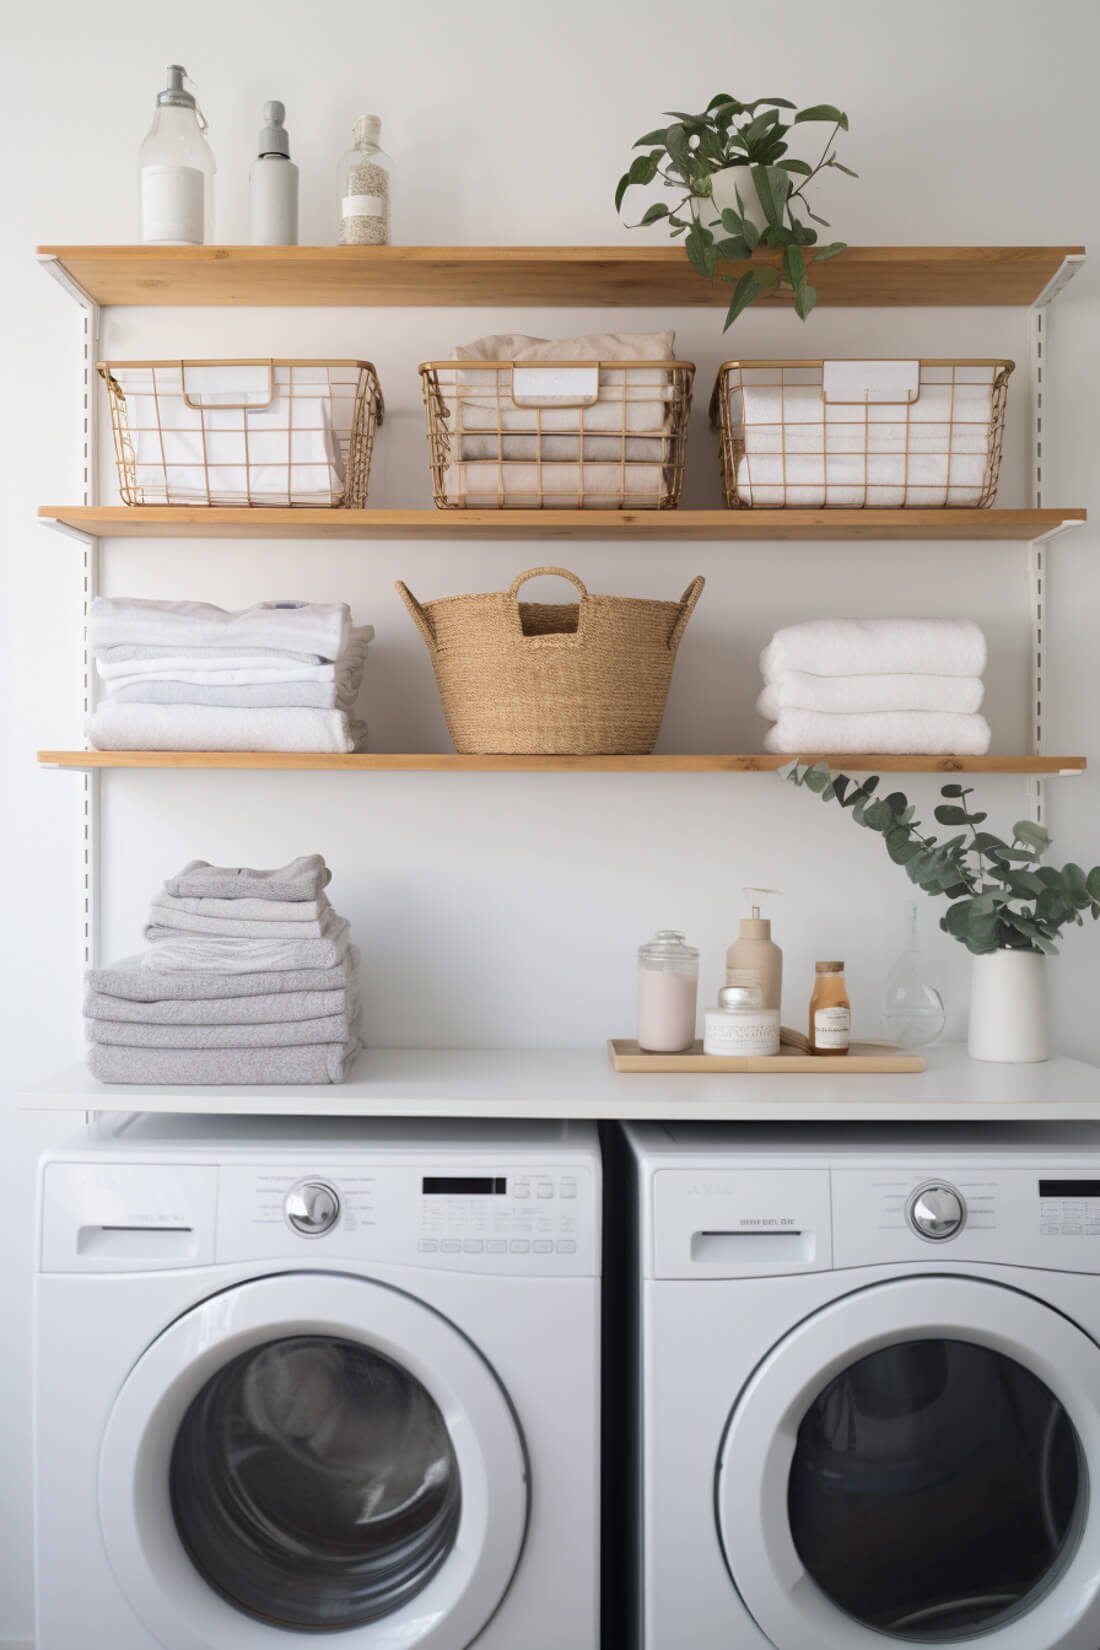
top-left (809, 961), bottom-right (851, 1055)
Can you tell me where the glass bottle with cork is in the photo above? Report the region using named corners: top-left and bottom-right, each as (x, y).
top-left (810, 961), bottom-right (851, 1055)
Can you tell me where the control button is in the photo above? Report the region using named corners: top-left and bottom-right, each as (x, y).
top-left (513, 1185), bottom-right (530, 1199)
top-left (510, 1240), bottom-right (530, 1254)
top-left (533, 1239), bottom-right (554, 1253)
top-left (463, 1239), bottom-right (484, 1253)
top-left (418, 1239), bottom-right (439, 1253)
top-left (556, 1240), bottom-right (577, 1254)
top-left (486, 1239), bottom-right (508, 1253)
top-left (537, 1183), bottom-right (554, 1199)
top-left (560, 1181), bottom-right (577, 1199)
top-left (440, 1240), bottom-right (461, 1253)
top-left (284, 1180), bottom-right (341, 1237)
top-left (907, 1182), bottom-right (966, 1242)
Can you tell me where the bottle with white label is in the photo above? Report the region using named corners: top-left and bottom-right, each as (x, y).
top-left (139, 65), bottom-right (215, 245)
top-left (810, 960), bottom-right (851, 1055)
top-left (337, 115), bottom-right (393, 245)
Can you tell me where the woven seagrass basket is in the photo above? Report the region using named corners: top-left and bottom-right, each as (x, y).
top-left (397, 566), bottom-right (705, 755)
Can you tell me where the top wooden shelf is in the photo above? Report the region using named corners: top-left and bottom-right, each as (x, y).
top-left (38, 245), bottom-right (1086, 309)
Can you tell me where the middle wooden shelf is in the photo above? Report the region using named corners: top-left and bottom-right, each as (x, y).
top-left (38, 752), bottom-right (1087, 774)
top-left (39, 506), bottom-right (1087, 542)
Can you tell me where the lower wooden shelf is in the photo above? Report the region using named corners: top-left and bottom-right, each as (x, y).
top-left (20, 1045), bottom-right (1100, 1121)
top-left (37, 751), bottom-right (1088, 774)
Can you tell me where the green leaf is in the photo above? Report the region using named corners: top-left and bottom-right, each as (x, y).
top-left (793, 280), bottom-right (817, 321)
top-left (827, 160), bottom-right (859, 177)
top-left (706, 93), bottom-right (744, 114)
top-left (723, 270), bottom-right (761, 328)
top-left (615, 173), bottom-right (631, 213)
top-left (639, 202), bottom-right (670, 225)
top-left (665, 124), bottom-right (690, 167)
top-left (634, 128), bottom-right (669, 148)
top-left (783, 244), bottom-right (807, 292)
top-left (743, 97), bottom-right (798, 111)
top-left (944, 901), bottom-right (973, 937)
top-left (762, 224), bottom-right (795, 248)
top-left (1088, 867), bottom-right (1100, 901)
top-left (777, 158), bottom-right (814, 176)
top-left (790, 220), bottom-right (817, 246)
top-left (803, 766), bottom-right (829, 794)
top-left (813, 241), bottom-right (847, 260)
top-left (941, 783), bottom-right (966, 797)
top-left (1013, 819), bottom-right (1052, 854)
top-left (794, 104), bottom-right (849, 130)
top-left (751, 164), bottom-right (793, 227)
top-left (685, 220), bottom-right (717, 279)
top-left (884, 792), bottom-right (909, 815)
top-left (886, 827), bottom-right (919, 865)
top-left (716, 236), bottom-right (751, 261)
top-left (720, 208), bottom-right (744, 235)
top-left (935, 805), bottom-right (970, 825)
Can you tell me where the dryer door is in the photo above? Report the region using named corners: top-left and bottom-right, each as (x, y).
top-left (717, 1276), bottom-right (1100, 1650)
top-left (98, 1272), bottom-right (527, 1650)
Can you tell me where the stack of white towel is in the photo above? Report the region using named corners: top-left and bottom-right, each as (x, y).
top-left (757, 619), bottom-right (991, 754)
top-left (87, 598), bottom-right (371, 752)
top-left (446, 330), bottom-right (680, 507)
top-left (84, 855), bottom-right (362, 1085)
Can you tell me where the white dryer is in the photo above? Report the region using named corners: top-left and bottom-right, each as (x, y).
top-left (623, 1121), bottom-right (1100, 1650)
top-left (35, 1115), bottom-right (600, 1650)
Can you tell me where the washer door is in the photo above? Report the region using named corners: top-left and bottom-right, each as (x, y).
top-left (718, 1277), bottom-right (1100, 1649)
top-left (99, 1272), bottom-right (527, 1649)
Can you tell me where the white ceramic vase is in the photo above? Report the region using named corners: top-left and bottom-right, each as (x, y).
top-left (691, 167), bottom-right (767, 234)
top-left (967, 949), bottom-right (1048, 1063)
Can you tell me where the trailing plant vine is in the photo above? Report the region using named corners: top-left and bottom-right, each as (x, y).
top-left (615, 94), bottom-right (855, 327)
top-left (784, 761), bottom-right (1100, 955)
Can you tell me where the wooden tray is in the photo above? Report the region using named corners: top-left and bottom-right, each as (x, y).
top-left (608, 1038), bottom-right (925, 1074)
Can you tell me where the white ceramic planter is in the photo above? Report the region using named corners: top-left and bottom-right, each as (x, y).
top-left (968, 949), bottom-right (1049, 1063)
top-left (690, 167), bottom-right (767, 234)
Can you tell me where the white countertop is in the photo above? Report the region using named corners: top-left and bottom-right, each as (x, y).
top-left (20, 1043), bottom-right (1100, 1121)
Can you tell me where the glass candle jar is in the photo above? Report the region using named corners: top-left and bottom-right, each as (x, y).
top-left (703, 984), bottom-right (781, 1056)
top-left (636, 930), bottom-right (699, 1053)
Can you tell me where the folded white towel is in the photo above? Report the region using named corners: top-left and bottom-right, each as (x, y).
top-left (144, 915), bottom-right (351, 973)
top-left (460, 434), bottom-right (668, 461)
top-left (758, 672), bottom-right (985, 718)
top-left (734, 451), bottom-right (990, 507)
top-left (147, 894), bottom-right (336, 939)
top-left (152, 890), bottom-right (331, 922)
top-left (90, 598), bottom-right (353, 661)
top-left (763, 709), bottom-right (992, 755)
top-left (97, 627), bottom-right (373, 684)
top-left (737, 380), bottom-right (995, 439)
top-left (106, 679), bottom-right (360, 710)
top-left (98, 644), bottom-right (327, 666)
top-left (442, 461), bottom-right (666, 508)
top-left (762, 620), bottom-right (987, 680)
top-left (87, 703), bottom-right (362, 753)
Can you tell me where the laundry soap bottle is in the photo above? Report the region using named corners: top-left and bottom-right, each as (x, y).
top-left (726, 888), bottom-right (783, 1014)
top-left (250, 101), bottom-right (299, 245)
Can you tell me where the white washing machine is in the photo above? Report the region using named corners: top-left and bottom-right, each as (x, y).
top-left (623, 1121), bottom-right (1100, 1650)
top-left (35, 1115), bottom-right (601, 1650)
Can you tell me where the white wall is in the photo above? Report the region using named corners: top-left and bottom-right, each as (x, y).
top-left (3, 0), bottom-right (1099, 1638)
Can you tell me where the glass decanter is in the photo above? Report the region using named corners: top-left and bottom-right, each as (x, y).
top-left (882, 902), bottom-right (947, 1049)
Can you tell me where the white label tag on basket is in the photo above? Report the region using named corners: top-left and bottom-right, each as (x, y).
top-left (822, 359), bottom-right (920, 405)
top-left (181, 364), bottom-right (274, 408)
top-left (512, 365), bottom-right (600, 407)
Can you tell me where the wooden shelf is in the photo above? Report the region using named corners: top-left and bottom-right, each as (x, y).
top-left (37, 751), bottom-right (1087, 775)
top-left (21, 1045), bottom-right (1100, 1121)
top-left (38, 245), bottom-right (1085, 309)
top-left (38, 506), bottom-right (1087, 542)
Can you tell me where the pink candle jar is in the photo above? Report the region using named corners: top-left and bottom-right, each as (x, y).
top-left (637, 930), bottom-right (700, 1053)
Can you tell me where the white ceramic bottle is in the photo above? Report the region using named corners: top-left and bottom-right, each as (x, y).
top-left (139, 65), bottom-right (215, 245)
top-left (250, 101), bottom-right (299, 246)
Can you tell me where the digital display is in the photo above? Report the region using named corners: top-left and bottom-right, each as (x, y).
top-left (1039, 1180), bottom-right (1100, 1197)
top-left (422, 1177), bottom-right (508, 1195)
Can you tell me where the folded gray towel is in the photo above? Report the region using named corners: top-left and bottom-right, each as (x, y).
top-left (164, 854), bottom-right (332, 903)
top-left (86, 949), bottom-right (357, 1001)
top-left (87, 1037), bottom-right (363, 1085)
top-left (87, 1007), bottom-right (360, 1048)
top-left (146, 896), bottom-right (333, 939)
top-left (145, 916), bottom-right (351, 973)
top-left (150, 890), bottom-right (331, 923)
top-left (85, 982), bottom-right (356, 1025)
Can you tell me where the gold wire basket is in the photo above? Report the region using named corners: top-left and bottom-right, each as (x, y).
top-left (419, 358), bottom-right (694, 509)
top-left (710, 358), bottom-right (1013, 509)
top-left (98, 359), bottom-right (384, 507)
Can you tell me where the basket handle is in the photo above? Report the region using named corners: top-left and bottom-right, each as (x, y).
top-left (668, 576), bottom-right (706, 653)
top-left (181, 361), bottom-right (277, 411)
top-left (395, 581), bottom-right (436, 652)
top-left (508, 567), bottom-right (589, 601)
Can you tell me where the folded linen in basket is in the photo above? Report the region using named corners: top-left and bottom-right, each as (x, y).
top-left (123, 398), bottom-right (345, 506)
top-left (164, 854), bottom-right (331, 903)
top-left (146, 897), bottom-right (332, 939)
top-left (87, 1008), bottom-right (360, 1048)
top-left (144, 916), bottom-right (351, 973)
top-left (761, 620), bottom-right (987, 680)
top-left (736, 381), bottom-right (995, 442)
top-left (442, 461), bottom-right (666, 508)
top-left (733, 452), bottom-right (991, 507)
top-left (762, 709), bottom-right (992, 755)
top-left (454, 331), bottom-right (678, 436)
top-left (87, 703), bottom-right (362, 753)
top-left (757, 672), bottom-right (985, 719)
top-left (459, 434), bottom-right (670, 461)
top-left (87, 1037), bottom-right (363, 1086)
top-left (90, 598), bottom-right (353, 661)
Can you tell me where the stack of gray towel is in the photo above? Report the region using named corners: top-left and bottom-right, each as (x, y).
top-left (84, 855), bottom-right (362, 1084)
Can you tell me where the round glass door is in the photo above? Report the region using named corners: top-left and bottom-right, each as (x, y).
top-left (789, 1339), bottom-right (1081, 1639)
top-left (171, 1335), bottom-right (462, 1630)
top-left (717, 1277), bottom-right (1100, 1650)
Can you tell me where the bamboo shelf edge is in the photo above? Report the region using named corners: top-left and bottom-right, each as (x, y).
top-left (37, 245), bottom-right (1086, 307)
top-left (36, 752), bottom-right (1088, 774)
top-left (37, 506), bottom-right (1088, 542)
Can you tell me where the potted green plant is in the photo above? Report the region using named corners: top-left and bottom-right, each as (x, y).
top-left (615, 95), bottom-right (855, 327)
top-left (783, 762), bottom-right (1100, 1062)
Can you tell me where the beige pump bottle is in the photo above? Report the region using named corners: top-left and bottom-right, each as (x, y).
top-left (726, 888), bottom-right (783, 1014)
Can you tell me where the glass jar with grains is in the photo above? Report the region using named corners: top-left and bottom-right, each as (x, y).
top-left (337, 115), bottom-right (393, 245)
